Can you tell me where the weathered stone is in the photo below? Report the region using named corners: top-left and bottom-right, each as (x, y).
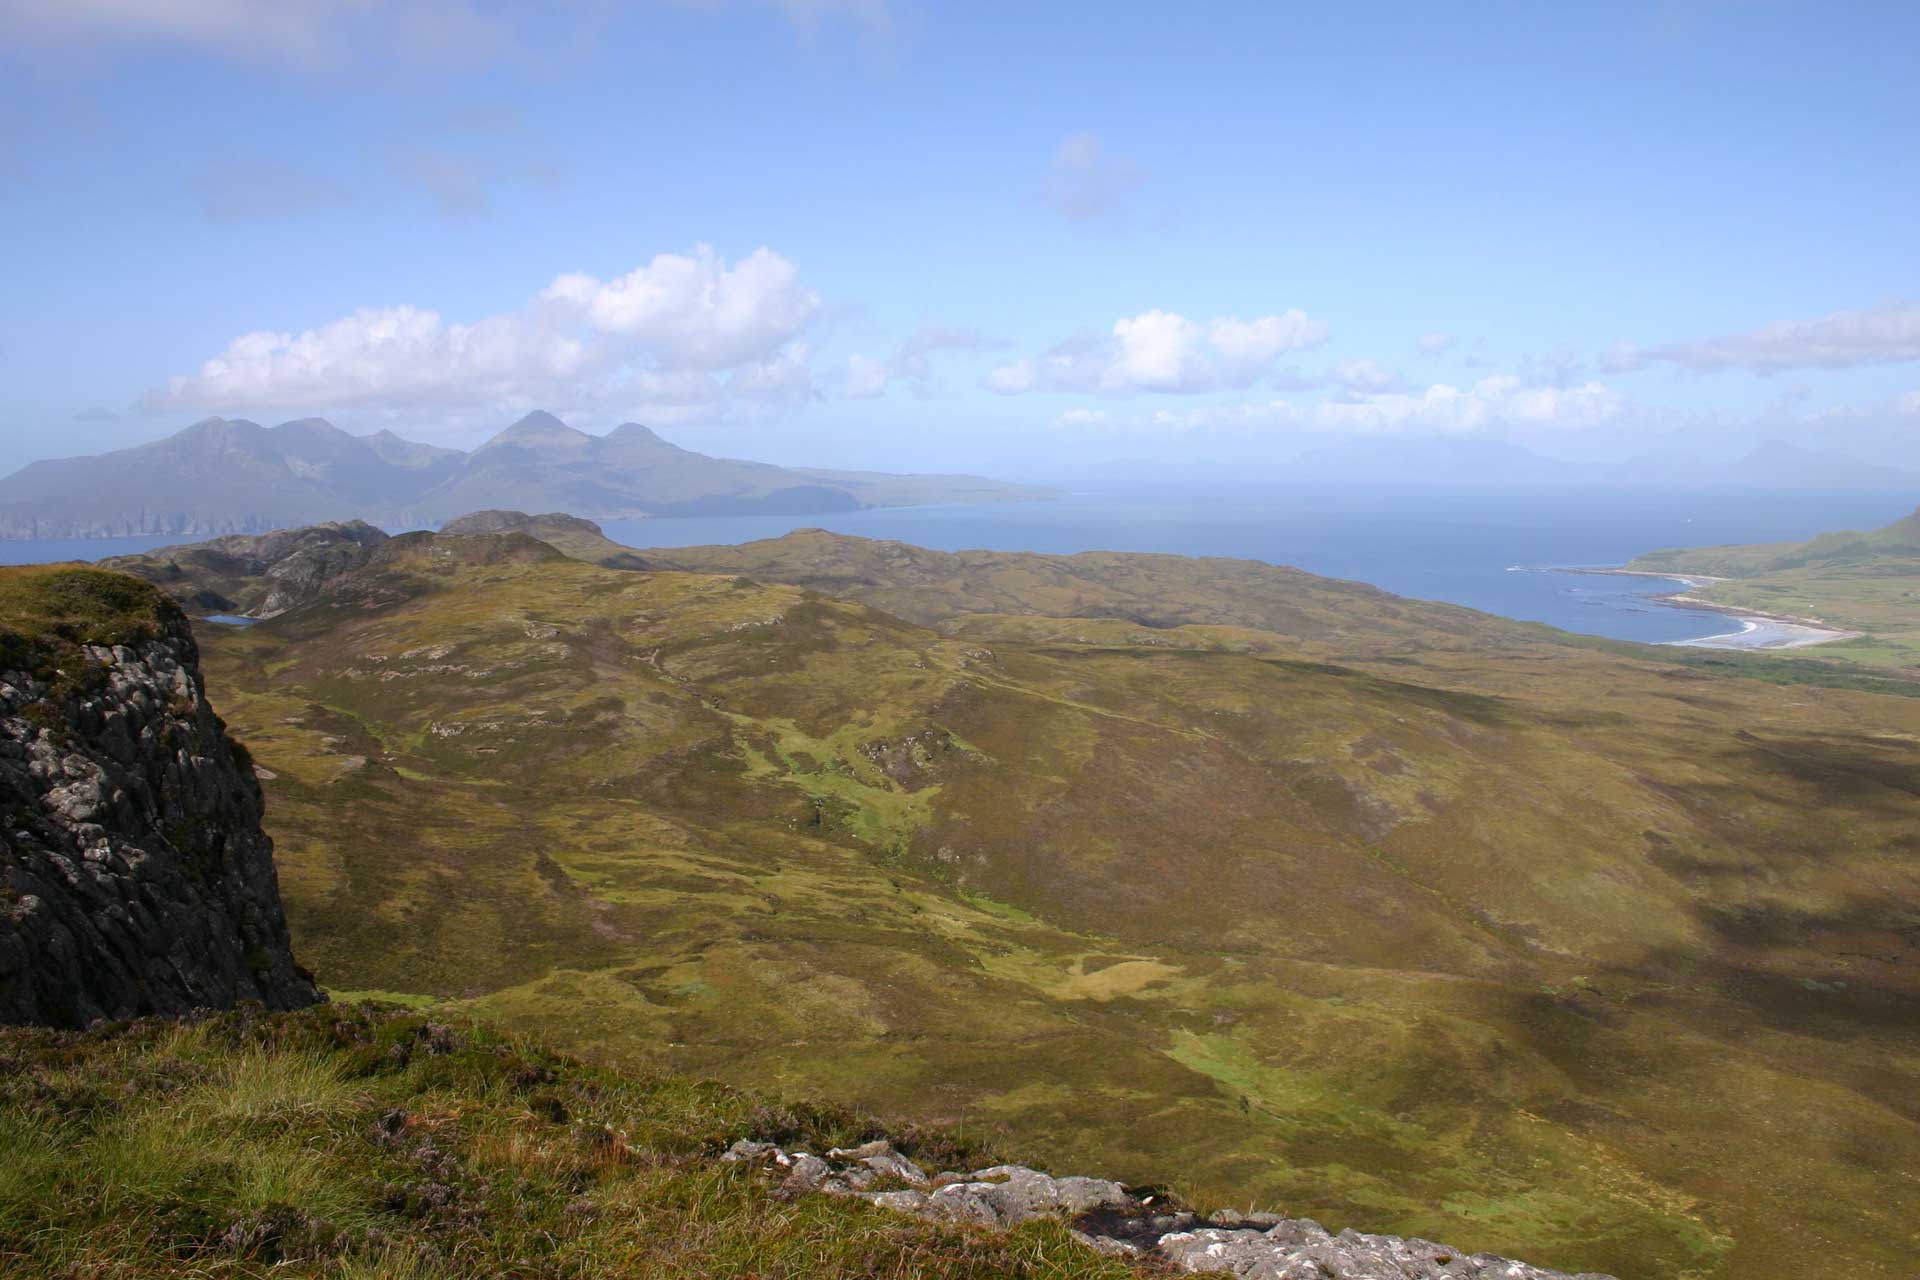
top-left (720, 1137), bottom-right (1617, 1280)
top-left (779, 1153), bottom-right (832, 1196)
top-left (1, 612), bottom-right (319, 1026)
top-left (863, 1189), bottom-right (930, 1213)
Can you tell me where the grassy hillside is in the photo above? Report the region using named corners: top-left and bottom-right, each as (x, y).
top-left (0, 1004), bottom-right (1141, 1279)
top-left (0, 562), bottom-right (177, 654)
top-left (168, 528), bottom-right (1920, 1279)
top-left (1629, 505), bottom-right (1920, 668)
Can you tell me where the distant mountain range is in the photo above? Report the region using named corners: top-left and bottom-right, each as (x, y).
top-left (0, 411), bottom-right (1056, 539)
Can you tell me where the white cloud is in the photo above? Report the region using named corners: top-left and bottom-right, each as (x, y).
top-left (1046, 132), bottom-right (1144, 223)
top-left (1136, 374), bottom-right (1626, 437)
top-left (542, 246), bottom-right (820, 370)
top-left (1416, 332), bottom-right (1456, 355)
top-left (985, 308), bottom-right (1329, 396)
top-left (1646, 300), bottom-right (1920, 372)
top-left (1055, 407), bottom-right (1109, 426)
top-left (143, 245), bottom-right (822, 424)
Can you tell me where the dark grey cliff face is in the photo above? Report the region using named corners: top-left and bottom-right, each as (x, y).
top-left (0, 612), bottom-right (320, 1026)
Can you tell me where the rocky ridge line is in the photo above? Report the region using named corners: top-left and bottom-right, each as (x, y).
top-left (721, 1139), bottom-right (1617, 1280)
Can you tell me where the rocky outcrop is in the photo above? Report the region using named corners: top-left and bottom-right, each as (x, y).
top-left (721, 1139), bottom-right (1617, 1280)
top-left (439, 509), bottom-right (607, 538)
top-left (101, 521), bottom-right (390, 618)
top-left (0, 570), bottom-right (320, 1026)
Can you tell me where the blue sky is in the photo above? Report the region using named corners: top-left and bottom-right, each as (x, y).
top-left (2, 0), bottom-right (1917, 479)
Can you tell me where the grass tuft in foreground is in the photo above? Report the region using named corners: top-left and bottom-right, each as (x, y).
top-left (0, 1003), bottom-right (1159, 1279)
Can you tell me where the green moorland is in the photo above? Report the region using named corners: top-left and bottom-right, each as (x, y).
top-left (0, 1003), bottom-right (1145, 1279)
top-left (1629, 504), bottom-right (1920, 669)
top-left (123, 525), bottom-right (1920, 1280)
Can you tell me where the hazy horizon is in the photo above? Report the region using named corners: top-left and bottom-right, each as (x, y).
top-left (2, 2), bottom-right (1917, 487)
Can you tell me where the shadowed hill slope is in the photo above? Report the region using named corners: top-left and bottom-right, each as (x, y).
top-left (154, 522), bottom-right (1920, 1279)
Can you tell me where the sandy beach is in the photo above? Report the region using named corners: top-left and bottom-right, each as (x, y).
top-left (1521, 566), bottom-right (1860, 651)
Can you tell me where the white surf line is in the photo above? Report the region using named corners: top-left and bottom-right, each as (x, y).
top-left (1508, 564), bottom-right (1855, 651)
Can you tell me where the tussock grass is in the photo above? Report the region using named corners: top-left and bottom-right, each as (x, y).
top-left (0, 1004), bottom-right (1160, 1280)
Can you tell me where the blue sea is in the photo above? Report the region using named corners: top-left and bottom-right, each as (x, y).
top-left (4, 486), bottom-right (1912, 646)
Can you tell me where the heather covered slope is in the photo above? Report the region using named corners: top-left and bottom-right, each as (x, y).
top-left (177, 527), bottom-right (1920, 1279)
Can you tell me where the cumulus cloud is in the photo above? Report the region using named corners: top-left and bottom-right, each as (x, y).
top-left (1641, 300), bottom-right (1920, 373)
top-left (984, 308), bottom-right (1329, 395)
top-left (142, 244), bottom-right (822, 423)
top-left (1045, 132), bottom-right (1144, 223)
top-left (540, 246), bottom-right (821, 370)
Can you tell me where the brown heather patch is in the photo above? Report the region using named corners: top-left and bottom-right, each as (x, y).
top-left (158, 529), bottom-right (1920, 1279)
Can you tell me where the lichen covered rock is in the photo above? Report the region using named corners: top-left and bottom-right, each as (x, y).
top-left (720, 1138), bottom-right (1618, 1280)
top-left (0, 566), bottom-right (319, 1026)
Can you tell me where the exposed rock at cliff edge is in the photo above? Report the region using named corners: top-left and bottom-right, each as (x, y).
top-left (0, 566), bottom-right (320, 1026)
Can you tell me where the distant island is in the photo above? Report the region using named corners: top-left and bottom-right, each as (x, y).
top-left (0, 410), bottom-right (1057, 540)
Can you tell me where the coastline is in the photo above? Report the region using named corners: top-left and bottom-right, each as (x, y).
top-left (1515, 565), bottom-right (1859, 651)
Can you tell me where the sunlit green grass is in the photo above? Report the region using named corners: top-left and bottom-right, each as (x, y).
top-left (0, 1005), bottom-right (1156, 1280)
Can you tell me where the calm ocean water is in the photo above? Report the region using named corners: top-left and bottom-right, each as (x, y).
top-left (4, 486), bottom-right (1912, 646)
